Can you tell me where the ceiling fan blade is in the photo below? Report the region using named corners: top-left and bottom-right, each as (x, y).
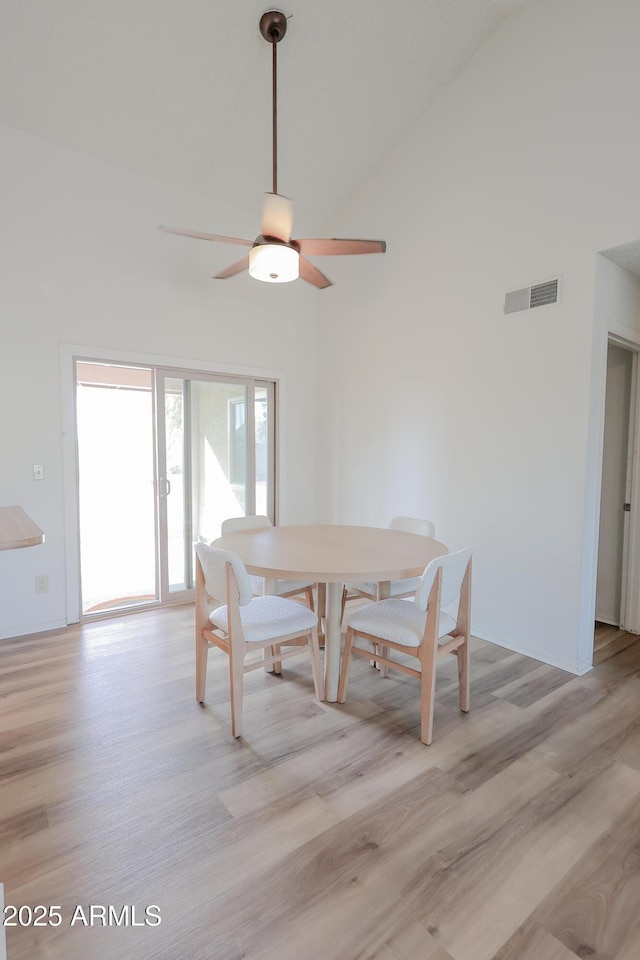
top-left (261, 193), bottom-right (293, 242)
top-left (214, 256), bottom-right (250, 280)
top-left (159, 225), bottom-right (253, 246)
top-left (297, 238), bottom-right (386, 256)
top-left (299, 256), bottom-right (332, 289)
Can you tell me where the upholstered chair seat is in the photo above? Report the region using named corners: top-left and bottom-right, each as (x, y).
top-left (210, 593), bottom-right (317, 643)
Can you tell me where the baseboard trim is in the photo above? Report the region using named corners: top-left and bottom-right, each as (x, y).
top-left (0, 619), bottom-right (67, 642)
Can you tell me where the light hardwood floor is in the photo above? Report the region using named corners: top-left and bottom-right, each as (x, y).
top-left (593, 620), bottom-right (640, 664)
top-left (1, 605), bottom-right (639, 960)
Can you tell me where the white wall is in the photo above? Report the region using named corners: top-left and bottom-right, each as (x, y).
top-left (0, 124), bottom-right (318, 639)
top-left (316, 0), bottom-right (640, 673)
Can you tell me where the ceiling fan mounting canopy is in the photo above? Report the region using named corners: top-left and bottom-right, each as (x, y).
top-left (158, 9), bottom-right (386, 288)
top-left (259, 10), bottom-right (288, 44)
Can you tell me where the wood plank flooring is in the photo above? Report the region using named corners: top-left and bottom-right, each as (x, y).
top-left (1, 606), bottom-right (639, 960)
top-left (593, 621), bottom-right (640, 664)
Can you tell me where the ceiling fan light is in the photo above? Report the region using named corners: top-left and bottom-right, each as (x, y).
top-left (249, 243), bottom-right (299, 283)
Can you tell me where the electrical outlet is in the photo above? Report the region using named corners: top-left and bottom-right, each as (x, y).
top-left (33, 464), bottom-right (44, 480)
top-left (35, 575), bottom-right (48, 594)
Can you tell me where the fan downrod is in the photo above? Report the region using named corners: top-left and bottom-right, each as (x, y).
top-left (259, 10), bottom-right (287, 43)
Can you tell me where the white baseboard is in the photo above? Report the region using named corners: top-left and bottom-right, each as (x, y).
top-left (0, 619), bottom-right (67, 642)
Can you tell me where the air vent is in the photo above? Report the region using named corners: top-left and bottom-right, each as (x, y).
top-left (504, 277), bottom-right (560, 314)
top-left (530, 279), bottom-right (558, 308)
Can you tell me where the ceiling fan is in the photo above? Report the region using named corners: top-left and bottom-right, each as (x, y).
top-left (159, 10), bottom-right (386, 289)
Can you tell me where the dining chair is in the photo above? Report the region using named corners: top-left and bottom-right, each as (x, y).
top-left (221, 515), bottom-right (315, 610)
top-left (337, 548), bottom-right (472, 745)
top-left (341, 515), bottom-right (436, 620)
top-left (195, 542), bottom-right (324, 738)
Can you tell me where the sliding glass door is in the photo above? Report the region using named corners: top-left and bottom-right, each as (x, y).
top-left (75, 361), bottom-right (275, 615)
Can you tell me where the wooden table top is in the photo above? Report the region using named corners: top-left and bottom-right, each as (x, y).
top-left (0, 506), bottom-right (44, 550)
top-left (213, 524), bottom-right (447, 582)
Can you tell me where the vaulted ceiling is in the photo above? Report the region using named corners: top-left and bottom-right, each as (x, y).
top-left (0, 0), bottom-right (535, 234)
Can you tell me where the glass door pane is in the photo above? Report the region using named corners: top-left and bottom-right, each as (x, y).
top-left (194, 380), bottom-right (250, 541)
top-left (158, 374), bottom-right (274, 597)
top-left (76, 362), bottom-right (158, 614)
top-left (161, 377), bottom-right (250, 594)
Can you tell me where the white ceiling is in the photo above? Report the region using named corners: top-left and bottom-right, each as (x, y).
top-left (0, 0), bottom-right (535, 236)
top-left (602, 241), bottom-right (640, 280)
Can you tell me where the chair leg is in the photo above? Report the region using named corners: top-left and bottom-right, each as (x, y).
top-left (379, 645), bottom-right (389, 678)
top-left (271, 644), bottom-right (282, 675)
top-left (196, 635), bottom-right (209, 704)
top-left (456, 559), bottom-right (472, 713)
top-left (337, 626), bottom-right (355, 703)
top-left (419, 640), bottom-right (438, 746)
top-left (305, 585), bottom-right (315, 612)
top-left (228, 648), bottom-right (244, 739)
top-left (457, 637), bottom-right (470, 712)
top-left (340, 586), bottom-right (348, 624)
top-left (308, 626), bottom-right (324, 701)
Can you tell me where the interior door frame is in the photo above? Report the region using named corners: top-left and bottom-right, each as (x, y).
top-left (619, 344), bottom-right (637, 630)
top-left (618, 342), bottom-right (640, 633)
top-left (60, 343), bottom-right (284, 625)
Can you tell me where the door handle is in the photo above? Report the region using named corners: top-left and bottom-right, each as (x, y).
top-left (159, 477), bottom-right (171, 498)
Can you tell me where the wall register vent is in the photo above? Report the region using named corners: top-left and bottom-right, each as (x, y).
top-left (504, 278), bottom-right (559, 314)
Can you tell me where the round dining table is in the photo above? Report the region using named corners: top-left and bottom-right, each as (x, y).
top-left (0, 506), bottom-right (44, 550)
top-left (212, 524), bottom-right (448, 701)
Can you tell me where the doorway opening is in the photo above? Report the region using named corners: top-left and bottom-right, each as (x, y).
top-left (594, 339), bottom-right (640, 659)
top-left (75, 360), bottom-right (276, 617)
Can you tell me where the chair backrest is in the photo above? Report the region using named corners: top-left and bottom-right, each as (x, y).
top-left (194, 542), bottom-right (254, 607)
top-left (220, 515), bottom-right (272, 534)
top-left (389, 516), bottom-right (436, 539)
top-left (415, 548), bottom-right (472, 612)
